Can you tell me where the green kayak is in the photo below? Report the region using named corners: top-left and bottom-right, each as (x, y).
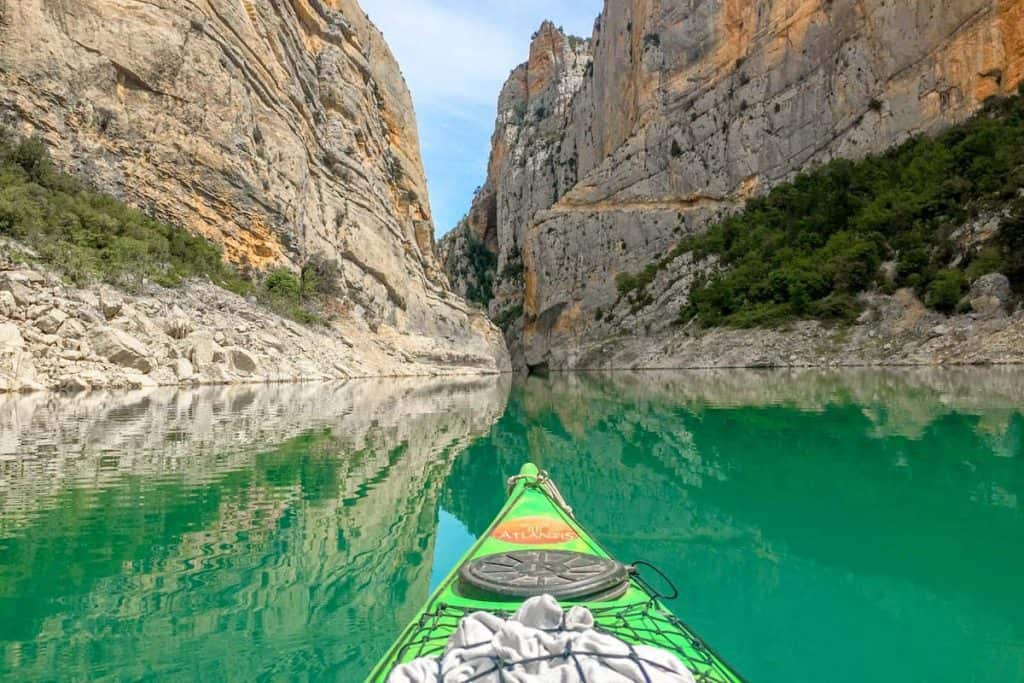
top-left (367, 463), bottom-right (745, 682)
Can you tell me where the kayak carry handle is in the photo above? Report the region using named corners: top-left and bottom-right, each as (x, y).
top-left (630, 560), bottom-right (680, 601)
top-left (507, 465), bottom-right (575, 519)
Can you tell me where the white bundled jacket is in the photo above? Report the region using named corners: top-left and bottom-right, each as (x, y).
top-left (388, 595), bottom-right (696, 683)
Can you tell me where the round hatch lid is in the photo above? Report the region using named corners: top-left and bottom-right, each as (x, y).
top-left (458, 550), bottom-right (629, 601)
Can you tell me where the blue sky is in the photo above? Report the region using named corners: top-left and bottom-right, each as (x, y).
top-left (360, 0), bottom-right (601, 237)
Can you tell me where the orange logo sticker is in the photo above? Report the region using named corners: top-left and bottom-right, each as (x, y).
top-left (491, 516), bottom-right (579, 545)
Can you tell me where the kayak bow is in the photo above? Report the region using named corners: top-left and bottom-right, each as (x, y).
top-left (367, 463), bottom-right (745, 682)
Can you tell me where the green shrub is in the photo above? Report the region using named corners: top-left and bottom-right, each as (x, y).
top-left (807, 292), bottom-right (862, 322)
top-left (0, 128), bottom-right (253, 293)
top-left (615, 272), bottom-right (638, 295)
top-left (615, 264), bottom-right (658, 296)
top-left (464, 234), bottom-right (497, 306)
top-left (300, 254), bottom-right (343, 299)
top-left (493, 304), bottom-right (523, 332)
top-left (264, 269), bottom-right (301, 298)
top-left (926, 270), bottom-right (966, 313)
top-left (966, 246), bottom-right (1003, 282)
top-left (257, 262), bottom-right (344, 326)
top-left (0, 127), bottom-right (349, 326)
top-left (499, 259), bottom-right (524, 282)
top-left (651, 93), bottom-right (1024, 327)
top-left (996, 198), bottom-right (1024, 292)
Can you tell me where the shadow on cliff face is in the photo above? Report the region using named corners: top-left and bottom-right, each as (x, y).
top-left (440, 368), bottom-right (1024, 681)
top-left (0, 376), bottom-right (511, 681)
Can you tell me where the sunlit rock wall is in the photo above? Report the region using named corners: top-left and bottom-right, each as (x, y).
top-left (445, 0), bottom-right (1024, 369)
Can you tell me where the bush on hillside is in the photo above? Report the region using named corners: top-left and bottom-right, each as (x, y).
top-left (609, 92), bottom-right (1024, 328)
top-left (0, 128), bottom-right (343, 326)
top-left (0, 128), bottom-right (249, 293)
top-left (926, 270), bottom-right (966, 313)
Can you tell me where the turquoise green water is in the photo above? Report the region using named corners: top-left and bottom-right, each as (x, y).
top-left (0, 370), bottom-right (1022, 681)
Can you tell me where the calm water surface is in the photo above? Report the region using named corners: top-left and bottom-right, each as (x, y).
top-left (0, 370), bottom-right (1022, 681)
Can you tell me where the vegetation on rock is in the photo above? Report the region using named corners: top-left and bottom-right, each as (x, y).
top-left (616, 91), bottom-right (1024, 328)
top-left (463, 233), bottom-right (497, 307)
top-left (493, 304), bottom-right (523, 333)
top-left (0, 130), bottom-right (247, 293)
top-left (258, 258), bottom-right (340, 326)
top-left (499, 247), bottom-right (525, 283)
top-left (441, 219), bottom-right (497, 309)
top-left (0, 128), bottom-right (338, 326)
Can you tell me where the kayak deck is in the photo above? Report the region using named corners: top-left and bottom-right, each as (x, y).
top-left (367, 464), bottom-right (745, 682)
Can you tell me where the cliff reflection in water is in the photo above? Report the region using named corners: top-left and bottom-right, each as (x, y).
top-left (442, 368), bottom-right (1024, 683)
top-left (0, 377), bottom-right (510, 681)
top-left (1, 369), bottom-right (1021, 682)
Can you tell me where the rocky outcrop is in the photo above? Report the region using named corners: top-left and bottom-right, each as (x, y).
top-left (439, 21), bottom-right (591, 322)
top-left (446, 1), bottom-right (1024, 370)
top-left (0, 0), bottom-right (509, 380)
top-left (573, 287), bottom-right (1024, 370)
top-left (0, 258), bottom-right (504, 393)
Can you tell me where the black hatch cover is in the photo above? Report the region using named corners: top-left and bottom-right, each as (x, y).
top-left (458, 550), bottom-right (629, 601)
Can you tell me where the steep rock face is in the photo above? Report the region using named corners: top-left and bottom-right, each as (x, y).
top-left (448, 1), bottom-right (1023, 369)
top-left (0, 0), bottom-right (509, 375)
top-left (440, 22), bottom-right (591, 321)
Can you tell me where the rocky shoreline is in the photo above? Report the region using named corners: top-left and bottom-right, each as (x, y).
top-left (4, 256), bottom-right (1021, 393)
top-left (0, 260), bottom-right (508, 394)
top-left (515, 276), bottom-right (1024, 372)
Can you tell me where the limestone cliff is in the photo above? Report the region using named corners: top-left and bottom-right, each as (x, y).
top-left (445, 1), bottom-right (1024, 370)
top-left (0, 0), bottom-right (509, 381)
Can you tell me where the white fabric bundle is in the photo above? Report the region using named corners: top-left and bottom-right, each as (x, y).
top-left (387, 595), bottom-right (696, 683)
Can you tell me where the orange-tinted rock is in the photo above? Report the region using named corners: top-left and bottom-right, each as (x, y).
top-left (0, 0), bottom-right (509, 375)
top-left (442, 1), bottom-right (1024, 370)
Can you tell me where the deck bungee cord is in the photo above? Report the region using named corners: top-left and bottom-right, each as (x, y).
top-left (368, 464), bottom-right (746, 683)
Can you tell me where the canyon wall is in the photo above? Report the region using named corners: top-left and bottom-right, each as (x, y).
top-left (0, 0), bottom-right (509, 382)
top-left (443, 1), bottom-right (1024, 370)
